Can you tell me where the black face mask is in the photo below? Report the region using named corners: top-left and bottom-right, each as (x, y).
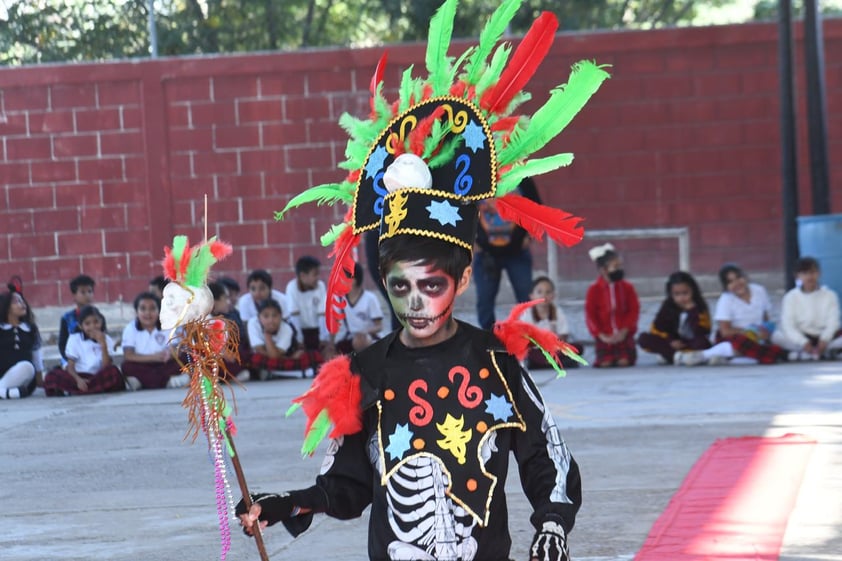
top-left (608, 269), bottom-right (625, 282)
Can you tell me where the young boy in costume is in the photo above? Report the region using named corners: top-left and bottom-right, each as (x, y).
top-left (238, 1), bottom-right (609, 559)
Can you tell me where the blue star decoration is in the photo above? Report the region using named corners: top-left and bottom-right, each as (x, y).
top-left (462, 120), bottom-right (486, 153)
top-left (385, 423), bottom-right (414, 461)
top-left (365, 146), bottom-right (389, 179)
top-left (484, 393), bottom-right (513, 422)
top-left (427, 199), bottom-right (462, 227)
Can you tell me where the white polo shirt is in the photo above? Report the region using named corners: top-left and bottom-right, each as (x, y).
top-left (334, 290), bottom-right (385, 341)
top-left (121, 322), bottom-right (173, 355)
top-left (285, 279), bottom-right (326, 330)
top-left (238, 290), bottom-right (289, 323)
top-left (65, 332), bottom-right (116, 374)
top-left (714, 283), bottom-right (772, 330)
top-left (247, 317), bottom-right (294, 353)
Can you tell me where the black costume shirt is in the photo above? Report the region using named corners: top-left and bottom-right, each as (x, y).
top-left (292, 321), bottom-right (580, 561)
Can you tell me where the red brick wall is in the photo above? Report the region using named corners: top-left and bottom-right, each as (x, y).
top-left (1, 21), bottom-right (840, 306)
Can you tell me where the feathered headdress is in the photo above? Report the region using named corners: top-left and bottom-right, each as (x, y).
top-left (162, 235), bottom-right (233, 287)
top-left (276, 0), bottom-right (609, 334)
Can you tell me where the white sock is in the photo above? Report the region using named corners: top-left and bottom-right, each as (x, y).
top-left (1, 387), bottom-right (21, 399)
top-left (703, 342), bottom-right (734, 360)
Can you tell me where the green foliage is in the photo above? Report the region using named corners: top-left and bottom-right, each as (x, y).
top-left (752, 0), bottom-right (842, 21)
top-left (1, 0), bottom-right (774, 66)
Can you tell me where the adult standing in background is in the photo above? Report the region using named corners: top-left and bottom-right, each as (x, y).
top-left (473, 177), bottom-right (540, 329)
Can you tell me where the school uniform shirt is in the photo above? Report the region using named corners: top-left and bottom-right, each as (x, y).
top-left (65, 331), bottom-right (116, 374)
top-left (333, 290), bottom-right (385, 342)
top-left (0, 322), bottom-right (44, 375)
top-left (247, 316), bottom-right (295, 355)
top-left (121, 322), bottom-right (174, 355)
top-left (285, 279), bottom-right (326, 330)
top-left (713, 283), bottom-right (771, 330)
top-left (778, 285), bottom-right (841, 345)
top-left (237, 289), bottom-right (289, 323)
top-left (518, 304), bottom-right (571, 337)
top-left (585, 276), bottom-right (640, 338)
top-left (285, 322), bottom-right (581, 561)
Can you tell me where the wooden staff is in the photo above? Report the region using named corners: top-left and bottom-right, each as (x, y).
top-left (226, 431), bottom-right (271, 561)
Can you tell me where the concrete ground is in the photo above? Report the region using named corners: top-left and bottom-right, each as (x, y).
top-left (2, 359), bottom-right (841, 561)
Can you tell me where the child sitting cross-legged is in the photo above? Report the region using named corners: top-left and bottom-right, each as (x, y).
top-left (44, 305), bottom-right (124, 396)
top-left (247, 298), bottom-right (320, 379)
top-left (120, 292), bottom-right (186, 390)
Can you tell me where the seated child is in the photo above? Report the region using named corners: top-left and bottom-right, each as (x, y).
top-left (0, 281), bottom-right (42, 398)
top-left (148, 275), bottom-right (169, 300)
top-left (772, 256), bottom-right (842, 360)
top-left (585, 244), bottom-right (640, 367)
top-left (237, 269), bottom-right (288, 324)
top-left (638, 271), bottom-right (713, 365)
top-left (120, 292), bottom-right (184, 390)
top-left (209, 281), bottom-right (251, 381)
top-left (57, 274), bottom-right (96, 367)
top-left (519, 276), bottom-right (584, 369)
top-left (332, 262), bottom-right (384, 354)
top-left (44, 305), bottom-right (124, 396)
top-left (713, 263), bottom-right (788, 364)
top-left (285, 255), bottom-right (329, 353)
top-left (247, 299), bottom-right (320, 378)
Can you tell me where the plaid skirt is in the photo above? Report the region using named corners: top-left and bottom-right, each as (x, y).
top-left (717, 333), bottom-right (787, 364)
top-left (249, 350), bottom-right (322, 373)
top-left (44, 364), bottom-right (125, 396)
top-left (594, 334), bottom-right (637, 367)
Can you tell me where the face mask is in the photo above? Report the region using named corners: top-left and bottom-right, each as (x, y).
top-left (608, 269), bottom-right (625, 282)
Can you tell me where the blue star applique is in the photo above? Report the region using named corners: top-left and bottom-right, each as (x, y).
top-left (385, 423), bottom-right (413, 461)
top-left (365, 146), bottom-right (389, 179)
top-left (484, 393), bottom-right (513, 422)
top-left (462, 120), bottom-right (486, 153)
top-left (426, 199), bottom-right (462, 227)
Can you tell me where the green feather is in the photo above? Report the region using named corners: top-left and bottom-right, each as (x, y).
top-left (427, 136), bottom-right (462, 169)
top-left (562, 346), bottom-right (589, 366)
top-left (463, 0), bottom-right (522, 85)
top-left (496, 154), bottom-right (574, 196)
top-left (185, 242), bottom-right (215, 287)
top-left (499, 61), bottom-right (610, 166)
top-left (171, 235), bottom-right (188, 272)
top-left (320, 222), bottom-right (348, 247)
top-left (422, 118), bottom-right (450, 160)
top-left (425, 0), bottom-right (459, 96)
top-left (475, 43), bottom-right (511, 98)
top-left (447, 49), bottom-right (473, 90)
top-left (398, 65), bottom-right (416, 113)
top-left (503, 90), bottom-right (531, 115)
top-left (276, 183), bottom-right (354, 220)
top-left (285, 402), bottom-right (301, 417)
top-left (372, 84), bottom-right (393, 123)
top-left (528, 336), bottom-right (567, 378)
top-left (300, 409), bottom-right (332, 457)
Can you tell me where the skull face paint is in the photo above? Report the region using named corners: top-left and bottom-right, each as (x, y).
top-left (385, 261), bottom-right (458, 348)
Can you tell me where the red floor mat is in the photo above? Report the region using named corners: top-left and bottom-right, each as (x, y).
top-left (635, 434), bottom-right (816, 561)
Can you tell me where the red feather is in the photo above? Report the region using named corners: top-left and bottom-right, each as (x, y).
top-left (292, 355), bottom-right (363, 439)
top-left (325, 226), bottom-right (361, 334)
top-left (493, 299), bottom-right (579, 363)
top-left (162, 247), bottom-right (177, 281)
top-left (495, 193), bottom-right (584, 247)
top-left (480, 12), bottom-right (558, 114)
top-left (178, 239), bottom-right (191, 280)
top-left (407, 105), bottom-right (445, 156)
top-left (208, 240), bottom-right (232, 260)
top-left (369, 51), bottom-right (389, 115)
top-left (491, 115), bottom-right (521, 133)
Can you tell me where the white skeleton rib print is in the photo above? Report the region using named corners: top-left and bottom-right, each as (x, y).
top-left (369, 432), bottom-right (502, 560)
